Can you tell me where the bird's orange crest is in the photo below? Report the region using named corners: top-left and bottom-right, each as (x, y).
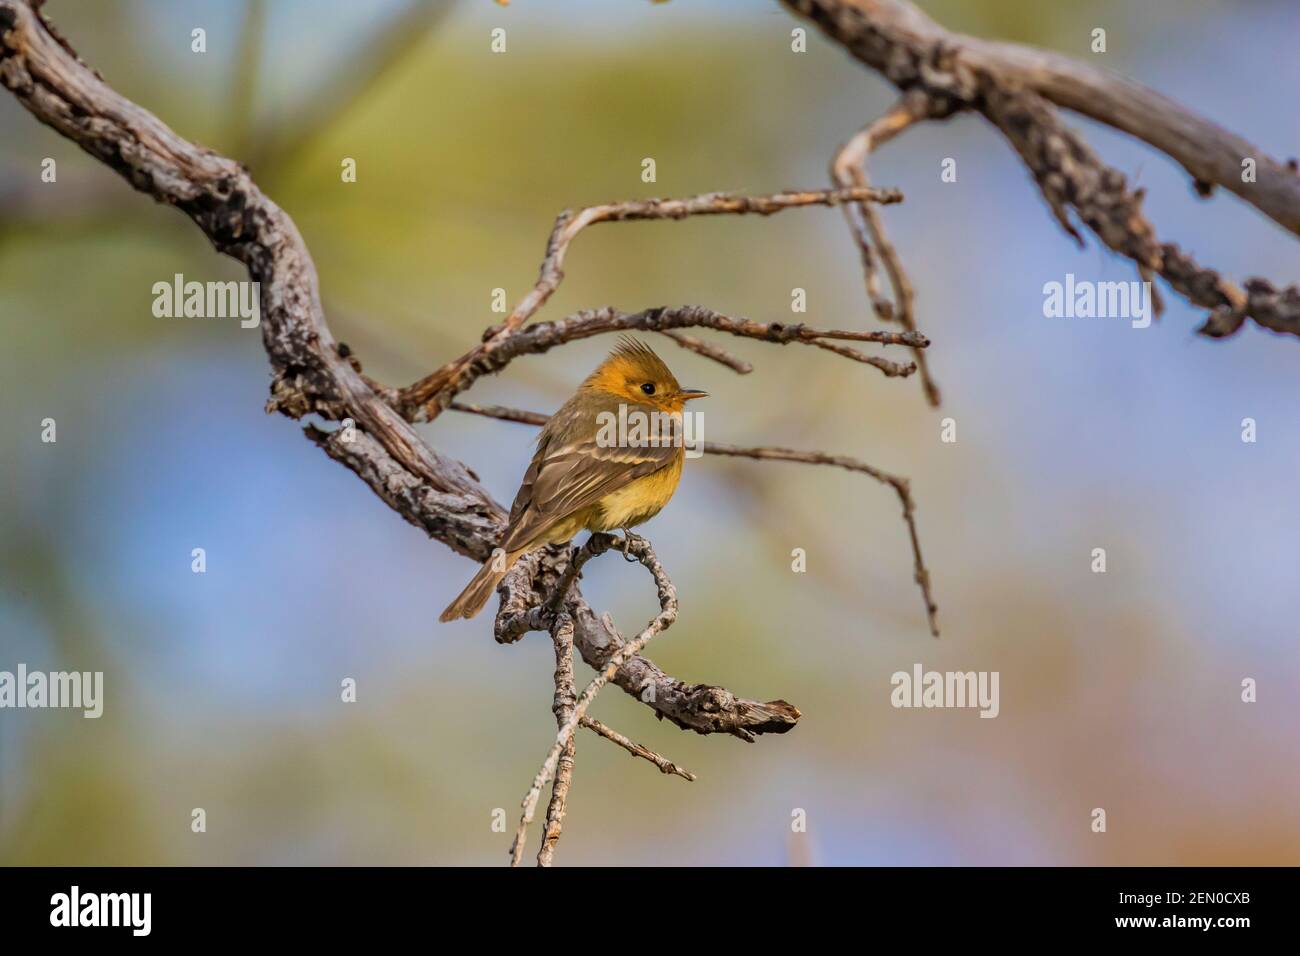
top-left (584, 336), bottom-right (700, 410)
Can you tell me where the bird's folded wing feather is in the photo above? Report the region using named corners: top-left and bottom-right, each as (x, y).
top-left (503, 430), bottom-right (678, 552)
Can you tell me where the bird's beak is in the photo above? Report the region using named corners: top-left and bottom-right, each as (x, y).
top-left (678, 388), bottom-right (708, 401)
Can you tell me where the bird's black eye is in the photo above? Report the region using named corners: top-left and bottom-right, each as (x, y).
top-left (640, 382), bottom-right (656, 395)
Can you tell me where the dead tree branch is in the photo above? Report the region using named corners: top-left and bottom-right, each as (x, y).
top-left (509, 533), bottom-right (677, 867)
top-left (783, 0), bottom-right (1300, 341)
top-left (579, 716), bottom-right (697, 782)
top-left (413, 304), bottom-right (927, 405)
top-left (658, 329), bottom-right (754, 374)
top-left (705, 441), bottom-right (938, 638)
top-left (536, 612), bottom-right (577, 867)
top-left (832, 92), bottom-right (939, 404)
top-left (398, 185), bottom-right (906, 419)
top-left (7, 0), bottom-right (1297, 865)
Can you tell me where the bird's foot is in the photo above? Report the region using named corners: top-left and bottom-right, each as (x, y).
top-left (618, 528), bottom-right (644, 562)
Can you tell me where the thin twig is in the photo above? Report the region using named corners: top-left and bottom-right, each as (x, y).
top-left (536, 612), bottom-right (577, 867)
top-left (705, 442), bottom-right (938, 638)
top-left (659, 329), bottom-right (753, 374)
top-left (398, 186), bottom-right (905, 418)
top-left (832, 93), bottom-right (941, 406)
top-left (411, 305), bottom-right (927, 411)
top-left (580, 716), bottom-right (697, 782)
top-left (450, 400), bottom-right (548, 427)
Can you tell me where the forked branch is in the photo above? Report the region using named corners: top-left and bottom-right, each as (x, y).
top-left (831, 92), bottom-right (939, 404)
top-left (508, 532), bottom-right (677, 867)
top-left (787, 0), bottom-right (1300, 344)
top-left (398, 185), bottom-right (910, 419)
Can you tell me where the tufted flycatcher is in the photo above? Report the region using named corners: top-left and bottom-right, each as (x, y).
top-left (440, 337), bottom-right (706, 622)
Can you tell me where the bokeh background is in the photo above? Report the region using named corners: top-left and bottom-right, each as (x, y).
top-left (1, 0), bottom-right (1297, 866)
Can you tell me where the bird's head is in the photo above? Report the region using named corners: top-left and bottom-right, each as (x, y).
top-left (584, 336), bottom-right (707, 412)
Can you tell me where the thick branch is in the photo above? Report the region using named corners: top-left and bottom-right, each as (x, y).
top-left (0, 0), bottom-right (490, 503)
top-left (981, 84), bottom-right (1296, 339)
top-left (784, 0), bottom-right (1300, 339)
top-left (569, 596), bottom-right (802, 741)
top-left (781, 0), bottom-right (1300, 234)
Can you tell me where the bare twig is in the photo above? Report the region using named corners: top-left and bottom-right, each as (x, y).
top-left (705, 442), bottom-right (938, 637)
top-left (568, 595), bottom-right (801, 742)
top-left (832, 92), bottom-right (940, 405)
top-left (510, 533), bottom-right (678, 866)
top-left (449, 400), bottom-right (548, 427)
top-left (579, 716), bottom-right (696, 782)
top-left (398, 186), bottom-right (906, 418)
top-left (406, 304), bottom-right (927, 413)
top-left (659, 329), bottom-right (753, 374)
top-left (536, 612), bottom-right (577, 867)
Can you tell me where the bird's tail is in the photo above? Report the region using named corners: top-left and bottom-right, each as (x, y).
top-left (439, 548), bottom-right (525, 622)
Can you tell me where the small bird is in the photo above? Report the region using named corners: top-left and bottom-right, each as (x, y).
top-left (440, 337), bottom-right (706, 621)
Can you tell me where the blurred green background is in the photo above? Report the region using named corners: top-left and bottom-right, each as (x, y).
top-left (1, 0), bottom-right (1297, 865)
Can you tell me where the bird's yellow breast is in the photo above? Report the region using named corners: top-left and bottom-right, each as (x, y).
top-left (586, 454), bottom-right (684, 532)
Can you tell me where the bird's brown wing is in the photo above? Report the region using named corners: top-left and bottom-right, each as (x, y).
top-left (502, 432), bottom-right (678, 552)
